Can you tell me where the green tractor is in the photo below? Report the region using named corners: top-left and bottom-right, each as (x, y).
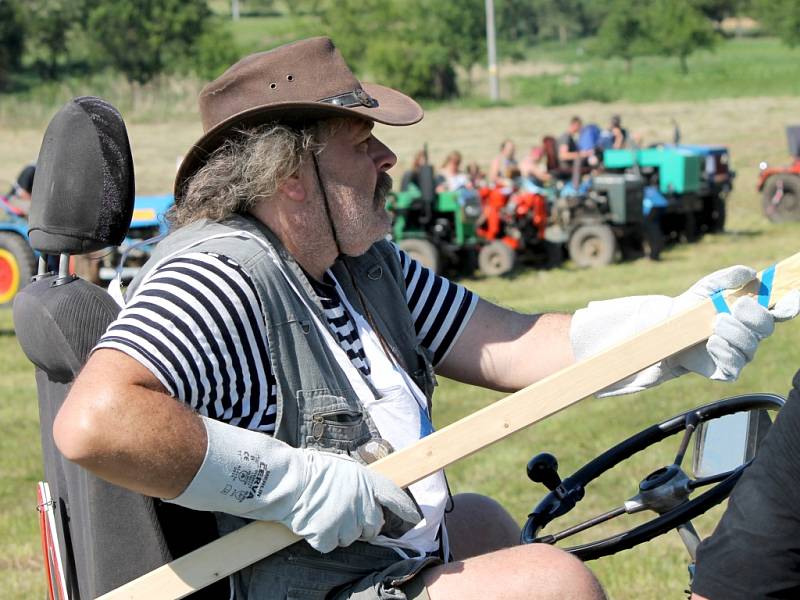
top-left (545, 172), bottom-right (647, 268)
top-left (386, 165), bottom-right (482, 275)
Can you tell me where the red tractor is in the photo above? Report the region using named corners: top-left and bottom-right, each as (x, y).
top-left (758, 125), bottom-right (800, 222)
top-left (475, 185), bottom-right (557, 276)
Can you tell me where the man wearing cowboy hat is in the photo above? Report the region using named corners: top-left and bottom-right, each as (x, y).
top-left (55, 37), bottom-right (800, 599)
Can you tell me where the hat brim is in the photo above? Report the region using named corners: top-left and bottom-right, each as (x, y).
top-left (174, 82), bottom-right (422, 202)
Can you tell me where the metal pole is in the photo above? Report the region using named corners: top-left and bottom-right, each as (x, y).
top-left (485, 0), bottom-right (499, 102)
top-left (232, 0), bottom-right (240, 21)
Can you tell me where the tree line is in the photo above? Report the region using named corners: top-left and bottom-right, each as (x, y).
top-left (0, 0), bottom-right (797, 98)
top-left (0, 0), bottom-right (240, 88)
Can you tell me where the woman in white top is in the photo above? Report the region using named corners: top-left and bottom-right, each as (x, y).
top-left (436, 150), bottom-right (471, 192)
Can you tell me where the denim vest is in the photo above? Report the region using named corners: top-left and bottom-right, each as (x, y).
top-left (127, 214), bottom-right (437, 454)
top-left (126, 215), bottom-right (444, 593)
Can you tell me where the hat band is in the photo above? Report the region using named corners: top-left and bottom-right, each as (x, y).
top-left (319, 89), bottom-right (378, 109)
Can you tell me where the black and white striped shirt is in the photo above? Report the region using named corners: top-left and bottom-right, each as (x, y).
top-left (97, 246), bottom-right (477, 433)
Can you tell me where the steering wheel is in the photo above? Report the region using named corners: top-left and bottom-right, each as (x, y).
top-left (521, 393), bottom-right (784, 561)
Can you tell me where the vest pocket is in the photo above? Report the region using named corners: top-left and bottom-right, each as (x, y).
top-left (297, 390), bottom-right (372, 453)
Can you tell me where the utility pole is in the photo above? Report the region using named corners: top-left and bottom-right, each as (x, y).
top-left (485, 0), bottom-right (499, 102)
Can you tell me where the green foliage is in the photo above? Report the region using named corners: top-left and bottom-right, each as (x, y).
top-left (529, 0), bottom-right (612, 43)
top-left (0, 0), bottom-right (25, 88)
top-left (692, 0), bottom-right (743, 22)
top-left (593, 0), bottom-right (650, 71)
top-left (282, 0), bottom-right (325, 16)
top-left (322, 0), bottom-right (485, 100)
top-left (22, 0), bottom-right (81, 80)
top-left (367, 39), bottom-right (457, 100)
top-left (592, 0), bottom-right (717, 74)
top-left (239, 0), bottom-right (276, 16)
top-left (753, 0), bottom-right (800, 47)
top-left (497, 0), bottom-right (540, 45)
top-left (642, 0), bottom-right (717, 73)
top-left (85, 0), bottom-right (214, 84)
top-left (178, 19), bottom-right (241, 81)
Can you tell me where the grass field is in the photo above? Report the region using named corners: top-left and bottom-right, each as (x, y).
top-left (507, 37), bottom-right (800, 106)
top-left (4, 218), bottom-right (800, 598)
top-left (2, 32), bottom-right (800, 598)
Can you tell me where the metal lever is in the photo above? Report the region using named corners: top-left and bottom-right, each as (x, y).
top-left (527, 453), bottom-right (562, 492)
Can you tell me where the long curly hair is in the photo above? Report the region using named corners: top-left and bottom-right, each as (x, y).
top-left (168, 119), bottom-right (343, 228)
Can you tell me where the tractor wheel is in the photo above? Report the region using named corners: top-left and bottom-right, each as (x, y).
top-left (478, 241), bottom-right (516, 277)
top-left (681, 211), bottom-right (701, 243)
top-left (398, 238), bottom-right (441, 274)
top-left (0, 232), bottom-right (37, 307)
top-left (762, 174), bottom-right (800, 223)
top-left (568, 223), bottom-right (617, 268)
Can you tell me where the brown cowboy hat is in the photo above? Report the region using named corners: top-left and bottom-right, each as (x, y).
top-left (174, 36), bottom-right (423, 202)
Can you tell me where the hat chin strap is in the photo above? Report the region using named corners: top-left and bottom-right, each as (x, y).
top-left (309, 150), bottom-right (402, 368)
top-left (310, 151), bottom-right (344, 257)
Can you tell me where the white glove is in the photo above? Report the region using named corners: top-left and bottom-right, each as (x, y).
top-left (571, 265), bottom-right (800, 397)
top-left (167, 416), bottom-right (421, 553)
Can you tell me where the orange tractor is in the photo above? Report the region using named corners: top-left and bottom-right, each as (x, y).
top-left (475, 185), bottom-right (559, 276)
top-left (759, 125), bottom-right (800, 222)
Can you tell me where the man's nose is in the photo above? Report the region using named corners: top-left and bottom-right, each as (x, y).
top-left (371, 137), bottom-right (397, 172)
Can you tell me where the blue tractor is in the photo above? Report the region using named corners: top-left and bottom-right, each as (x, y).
top-left (0, 193), bottom-right (173, 307)
top-left (0, 198), bottom-right (36, 306)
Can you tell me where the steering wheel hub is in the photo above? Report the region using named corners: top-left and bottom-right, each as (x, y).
top-left (638, 465), bottom-right (692, 514)
top-left (640, 464), bottom-right (681, 491)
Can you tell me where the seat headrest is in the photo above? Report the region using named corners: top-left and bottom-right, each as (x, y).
top-left (28, 96), bottom-right (135, 255)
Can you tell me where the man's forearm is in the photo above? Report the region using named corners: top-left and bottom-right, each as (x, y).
top-left (438, 299), bottom-right (574, 391)
top-left (54, 349), bottom-right (206, 499)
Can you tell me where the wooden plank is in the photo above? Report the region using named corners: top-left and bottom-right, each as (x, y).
top-left (98, 254), bottom-right (800, 600)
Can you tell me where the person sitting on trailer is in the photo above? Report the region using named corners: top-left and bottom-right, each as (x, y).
top-left (519, 145), bottom-right (552, 189)
top-left (599, 115), bottom-right (629, 150)
top-left (400, 149), bottom-right (428, 192)
top-left (436, 150), bottom-right (472, 193)
top-left (488, 139), bottom-right (521, 187)
top-left (54, 37), bottom-right (799, 600)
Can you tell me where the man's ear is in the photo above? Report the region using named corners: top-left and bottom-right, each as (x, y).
top-left (279, 173), bottom-right (307, 202)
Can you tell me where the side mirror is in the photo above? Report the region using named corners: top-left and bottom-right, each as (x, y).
top-left (692, 409), bottom-right (773, 478)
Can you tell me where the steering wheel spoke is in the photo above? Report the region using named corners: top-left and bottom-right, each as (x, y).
top-left (541, 505), bottom-right (629, 544)
top-left (687, 470), bottom-right (736, 490)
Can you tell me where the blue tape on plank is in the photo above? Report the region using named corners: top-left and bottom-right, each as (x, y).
top-left (711, 291), bottom-right (730, 314)
top-left (758, 264), bottom-right (776, 307)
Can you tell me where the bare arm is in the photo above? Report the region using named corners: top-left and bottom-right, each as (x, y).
top-left (437, 298), bottom-right (574, 392)
top-left (488, 157), bottom-right (502, 183)
top-left (558, 143), bottom-right (579, 162)
top-left (53, 348), bottom-right (206, 499)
